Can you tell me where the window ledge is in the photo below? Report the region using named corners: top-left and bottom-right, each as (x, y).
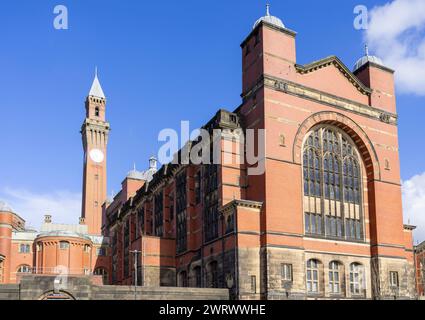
top-left (304, 234), bottom-right (367, 244)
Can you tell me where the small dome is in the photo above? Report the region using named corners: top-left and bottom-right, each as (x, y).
top-left (253, 4), bottom-right (285, 30)
top-left (353, 45), bottom-right (385, 71)
top-left (127, 169), bottom-right (146, 181)
top-left (0, 201), bottom-right (14, 213)
top-left (126, 158), bottom-right (158, 182)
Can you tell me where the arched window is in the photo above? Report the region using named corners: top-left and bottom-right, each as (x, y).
top-left (94, 268), bottom-right (108, 285)
top-left (303, 126), bottom-right (363, 240)
top-left (306, 259), bottom-right (320, 294)
top-left (207, 261), bottom-right (219, 288)
top-left (17, 265), bottom-right (32, 274)
top-left (178, 271), bottom-right (188, 287)
top-left (329, 261), bottom-right (342, 294)
top-left (95, 107), bottom-right (100, 117)
top-left (349, 263), bottom-right (364, 296)
top-left (193, 266), bottom-right (202, 288)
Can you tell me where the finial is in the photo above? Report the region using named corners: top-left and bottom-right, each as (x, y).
top-left (266, 3), bottom-right (271, 16)
top-left (365, 44), bottom-right (369, 56)
top-left (133, 162), bottom-right (137, 172)
top-left (95, 66), bottom-right (98, 78)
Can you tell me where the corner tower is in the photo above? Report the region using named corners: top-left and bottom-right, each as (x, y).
top-left (81, 70), bottom-right (110, 235)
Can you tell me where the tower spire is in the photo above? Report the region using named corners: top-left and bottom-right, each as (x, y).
top-left (266, 3), bottom-right (271, 16)
top-left (81, 69), bottom-right (109, 235)
top-left (365, 44), bottom-right (369, 56)
top-left (89, 67), bottom-right (105, 99)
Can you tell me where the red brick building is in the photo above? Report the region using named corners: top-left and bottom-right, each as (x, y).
top-left (415, 241), bottom-right (425, 298)
top-left (0, 72), bottom-right (111, 286)
top-left (0, 6), bottom-right (418, 300)
top-left (102, 7), bottom-right (416, 299)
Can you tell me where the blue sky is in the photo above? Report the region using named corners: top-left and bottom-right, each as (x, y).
top-left (0, 0), bottom-right (424, 239)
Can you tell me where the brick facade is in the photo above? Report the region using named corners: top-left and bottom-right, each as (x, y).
top-left (0, 9), bottom-right (417, 300)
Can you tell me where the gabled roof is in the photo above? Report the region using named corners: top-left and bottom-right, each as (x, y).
top-left (295, 56), bottom-right (372, 95)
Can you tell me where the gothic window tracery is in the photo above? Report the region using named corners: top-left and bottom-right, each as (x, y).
top-left (303, 126), bottom-right (363, 241)
top-left (204, 165), bottom-right (219, 242)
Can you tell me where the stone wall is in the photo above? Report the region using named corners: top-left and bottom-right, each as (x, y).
top-left (0, 275), bottom-right (229, 300)
top-left (91, 286), bottom-right (229, 300)
top-left (0, 284), bottom-right (19, 300)
top-left (143, 266), bottom-right (176, 287)
top-left (372, 257), bottom-right (416, 300)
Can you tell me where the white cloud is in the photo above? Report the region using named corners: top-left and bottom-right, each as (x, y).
top-left (366, 0), bottom-right (425, 95)
top-left (0, 187), bottom-right (81, 230)
top-left (402, 172), bottom-right (425, 244)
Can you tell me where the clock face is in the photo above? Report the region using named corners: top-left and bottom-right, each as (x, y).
top-left (89, 149), bottom-right (104, 163)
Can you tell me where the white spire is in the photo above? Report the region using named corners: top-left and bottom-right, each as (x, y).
top-left (266, 3), bottom-right (271, 16)
top-left (89, 67), bottom-right (106, 99)
top-left (365, 44), bottom-right (369, 56)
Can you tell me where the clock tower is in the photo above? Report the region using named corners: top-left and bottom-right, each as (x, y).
top-left (81, 70), bottom-right (110, 235)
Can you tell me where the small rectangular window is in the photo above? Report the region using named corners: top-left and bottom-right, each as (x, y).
top-left (251, 275), bottom-right (256, 293)
top-left (281, 264), bottom-right (293, 282)
top-left (59, 241), bottom-right (70, 250)
top-left (96, 247), bottom-right (106, 256)
top-left (19, 244), bottom-right (30, 254)
top-left (390, 271), bottom-right (399, 288)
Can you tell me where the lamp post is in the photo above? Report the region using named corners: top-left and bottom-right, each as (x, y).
top-left (130, 250), bottom-right (141, 300)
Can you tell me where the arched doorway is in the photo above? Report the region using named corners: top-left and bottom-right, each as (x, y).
top-left (40, 291), bottom-right (75, 300)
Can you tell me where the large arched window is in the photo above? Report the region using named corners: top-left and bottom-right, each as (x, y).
top-left (303, 126), bottom-right (363, 240)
